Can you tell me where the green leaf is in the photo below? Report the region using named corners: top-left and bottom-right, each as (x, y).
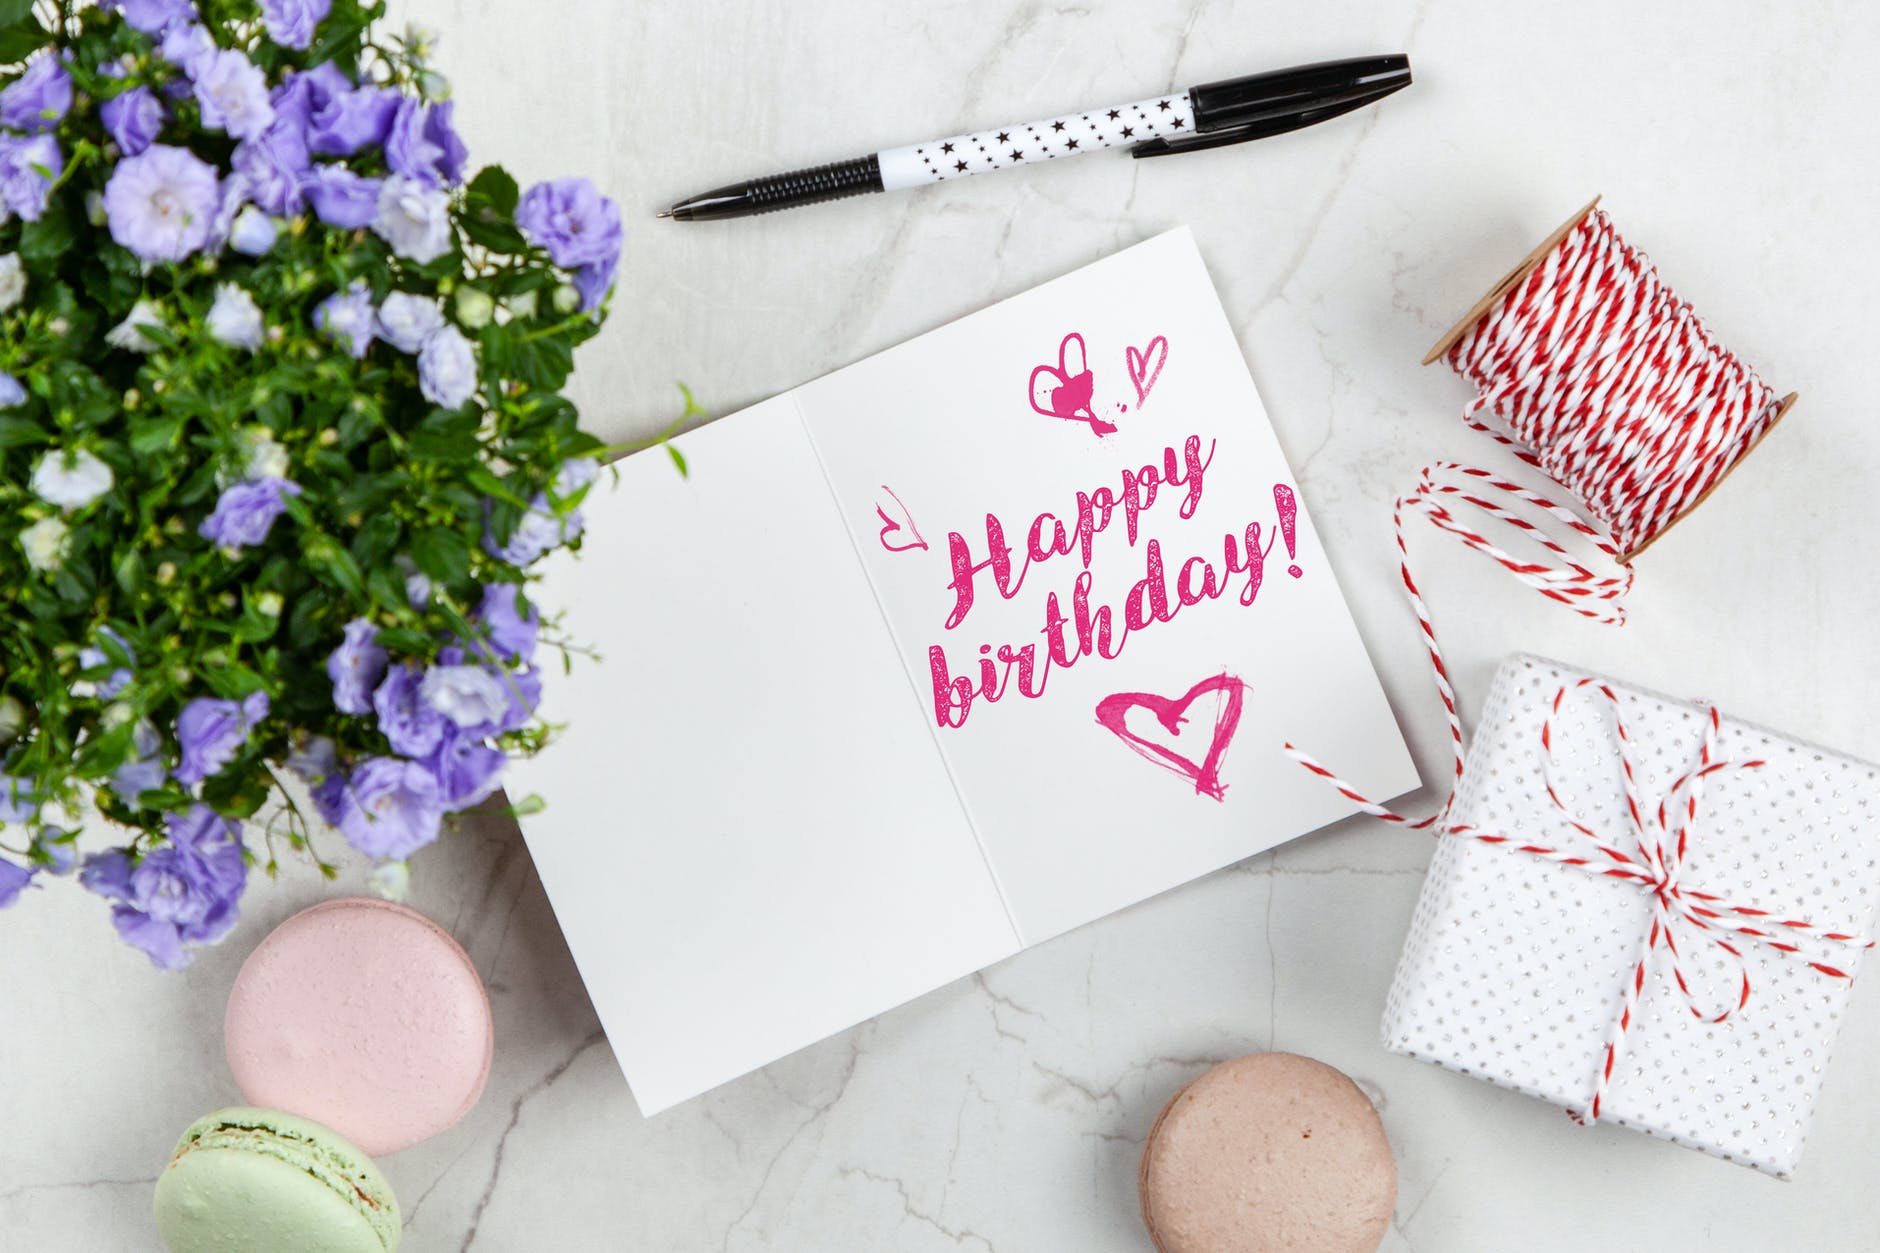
top-left (203, 766), bottom-right (272, 819)
top-left (467, 165), bottom-right (520, 216)
top-left (461, 212), bottom-right (526, 255)
top-left (0, 19), bottom-right (49, 63)
top-left (462, 165), bottom-right (526, 252)
top-left (667, 443), bottom-right (688, 477)
top-left (0, 416), bottom-right (44, 449)
top-left (408, 526), bottom-right (470, 587)
top-left (19, 198), bottom-right (74, 265)
top-left (0, 0), bottom-right (38, 26)
top-left (350, 511), bottom-right (401, 569)
top-left (128, 416), bottom-right (182, 455)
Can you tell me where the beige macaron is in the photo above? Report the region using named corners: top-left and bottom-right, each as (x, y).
top-left (1138, 1052), bottom-right (1395, 1253)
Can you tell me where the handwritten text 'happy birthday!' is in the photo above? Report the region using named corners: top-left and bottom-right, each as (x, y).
top-left (929, 436), bottom-right (1301, 729)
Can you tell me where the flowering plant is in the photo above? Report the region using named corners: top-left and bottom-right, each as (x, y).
top-left (0, 0), bottom-right (635, 967)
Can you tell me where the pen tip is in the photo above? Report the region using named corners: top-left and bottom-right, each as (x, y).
top-left (655, 209), bottom-right (673, 219)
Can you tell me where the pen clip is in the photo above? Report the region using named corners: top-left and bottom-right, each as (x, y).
top-left (1130, 81), bottom-right (1407, 159)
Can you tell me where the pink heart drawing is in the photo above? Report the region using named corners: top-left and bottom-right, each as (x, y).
top-left (1094, 673), bottom-right (1246, 802)
top-left (1028, 331), bottom-right (1116, 438)
top-left (875, 484), bottom-right (927, 554)
top-left (1126, 335), bottom-right (1168, 407)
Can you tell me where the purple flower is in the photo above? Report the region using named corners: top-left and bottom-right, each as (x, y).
top-left (0, 774), bottom-right (36, 823)
top-left (314, 281), bottom-right (377, 357)
top-left (518, 178), bottom-right (623, 270)
top-left (173, 691), bottom-right (268, 785)
top-left (109, 720), bottom-right (166, 804)
top-left (80, 805), bottom-right (247, 969)
top-left (106, 0), bottom-right (197, 34)
top-left (303, 164), bottom-right (382, 228)
top-left (573, 254), bottom-right (618, 314)
top-left (193, 48), bottom-right (274, 141)
top-left (31, 830), bottom-right (76, 876)
top-left (158, 23), bottom-right (216, 79)
top-left (0, 132), bottom-right (62, 223)
top-left (417, 323), bottom-right (477, 407)
top-left (375, 291), bottom-right (443, 353)
top-left (331, 756), bottom-right (443, 860)
top-left (77, 627), bottom-right (135, 699)
top-left (0, 54), bottom-right (73, 133)
top-left (420, 663), bottom-right (508, 733)
top-left (101, 86), bottom-right (165, 156)
top-left (231, 122), bottom-right (310, 215)
top-left (0, 858), bottom-right (34, 907)
top-left (268, 62), bottom-right (349, 133)
top-left (0, 374), bottom-right (23, 408)
top-left (373, 664), bottom-right (447, 756)
top-left (307, 83), bottom-right (397, 156)
top-left (483, 494), bottom-right (566, 567)
top-left (476, 583), bottom-right (538, 661)
top-left (103, 144), bottom-right (219, 263)
top-left (198, 477), bottom-right (301, 551)
top-left (260, 0), bottom-right (331, 50)
top-left (490, 664), bottom-right (542, 735)
top-left (554, 456), bottom-right (601, 498)
top-left (425, 729), bottom-right (505, 810)
top-left (326, 618), bottom-right (387, 715)
top-left (310, 766), bottom-right (357, 829)
top-left (286, 734), bottom-right (335, 783)
top-left (385, 98), bottom-right (467, 188)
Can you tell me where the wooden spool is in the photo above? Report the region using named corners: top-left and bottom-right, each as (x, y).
top-left (1422, 195), bottom-right (1797, 563)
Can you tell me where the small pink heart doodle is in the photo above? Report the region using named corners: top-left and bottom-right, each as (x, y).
top-left (1028, 332), bottom-right (1116, 438)
top-left (875, 484), bottom-right (927, 554)
top-left (1094, 673), bottom-right (1246, 802)
top-left (1126, 335), bottom-right (1168, 407)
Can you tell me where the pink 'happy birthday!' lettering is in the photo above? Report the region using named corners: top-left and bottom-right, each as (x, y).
top-left (942, 434), bottom-right (1216, 630)
top-left (927, 467), bottom-right (1301, 731)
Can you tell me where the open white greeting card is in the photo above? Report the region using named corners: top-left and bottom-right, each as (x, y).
top-left (509, 228), bottom-right (1418, 1115)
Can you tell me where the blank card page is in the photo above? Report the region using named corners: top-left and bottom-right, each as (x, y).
top-left (509, 400), bottom-right (1021, 1116)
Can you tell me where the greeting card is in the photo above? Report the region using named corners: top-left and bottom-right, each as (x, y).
top-left (507, 229), bottom-right (1417, 1115)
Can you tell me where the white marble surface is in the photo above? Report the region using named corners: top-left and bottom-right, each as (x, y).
top-left (8, 0), bottom-right (1880, 1248)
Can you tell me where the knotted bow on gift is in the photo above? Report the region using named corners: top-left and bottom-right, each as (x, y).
top-left (1289, 677), bottom-right (1874, 1126)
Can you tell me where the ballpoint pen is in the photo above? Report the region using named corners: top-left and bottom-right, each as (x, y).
top-left (658, 54), bottom-right (1411, 222)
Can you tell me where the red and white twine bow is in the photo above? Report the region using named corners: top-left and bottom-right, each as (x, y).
top-left (1284, 209), bottom-right (1854, 1125)
top-left (1291, 679), bottom-right (1872, 1126)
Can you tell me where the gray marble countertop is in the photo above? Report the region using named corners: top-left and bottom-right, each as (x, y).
top-left (9, 0), bottom-right (1880, 1248)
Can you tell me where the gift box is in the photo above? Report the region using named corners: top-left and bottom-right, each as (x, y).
top-left (1381, 654), bottom-right (1880, 1177)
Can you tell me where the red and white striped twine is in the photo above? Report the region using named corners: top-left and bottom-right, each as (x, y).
top-left (1284, 209), bottom-right (1850, 1126)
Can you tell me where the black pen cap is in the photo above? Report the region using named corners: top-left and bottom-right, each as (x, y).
top-left (1188, 55), bottom-right (1411, 133)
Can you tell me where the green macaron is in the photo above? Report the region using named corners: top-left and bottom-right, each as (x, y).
top-left (154, 1107), bottom-right (401, 1253)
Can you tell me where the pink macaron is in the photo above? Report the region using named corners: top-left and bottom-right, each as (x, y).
top-left (224, 898), bottom-right (494, 1157)
top-left (1138, 1052), bottom-right (1396, 1253)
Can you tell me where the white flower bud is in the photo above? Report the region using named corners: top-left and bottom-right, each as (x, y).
top-left (454, 285), bottom-right (494, 329)
top-left (504, 290), bottom-right (538, 321)
top-left (241, 426), bottom-right (289, 480)
top-left (0, 695), bottom-right (25, 743)
top-left (0, 253), bottom-right (23, 312)
top-left (20, 516), bottom-right (69, 571)
top-left (370, 859), bottom-right (412, 901)
top-left (552, 284), bottom-right (580, 314)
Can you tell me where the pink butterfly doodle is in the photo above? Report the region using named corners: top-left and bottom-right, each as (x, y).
top-left (875, 484), bottom-right (927, 554)
top-left (1029, 332), bottom-right (1116, 438)
top-left (1126, 335), bottom-right (1168, 407)
top-left (1093, 673), bottom-right (1246, 802)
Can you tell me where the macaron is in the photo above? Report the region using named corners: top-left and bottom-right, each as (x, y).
top-left (1138, 1052), bottom-right (1396, 1253)
top-left (154, 1107), bottom-right (400, 1253)
top-left (224, 897), bottom-right (493, 1156)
